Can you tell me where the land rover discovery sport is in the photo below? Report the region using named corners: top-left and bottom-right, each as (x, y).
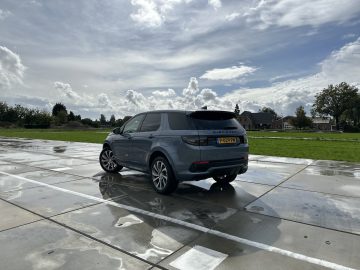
top-left (99, 110), bottom-right (248, 194)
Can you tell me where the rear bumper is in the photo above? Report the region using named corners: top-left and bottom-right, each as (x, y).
top-left (177, 159), bottom-right (248, 181)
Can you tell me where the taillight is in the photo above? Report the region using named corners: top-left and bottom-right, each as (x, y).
top-left (239, 135), bottom-right (248, 144)
top-left (182, 136), bottom-right (208, 146)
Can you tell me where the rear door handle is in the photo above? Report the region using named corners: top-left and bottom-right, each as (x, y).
top-left (148, 134), bottom-right (154, 139)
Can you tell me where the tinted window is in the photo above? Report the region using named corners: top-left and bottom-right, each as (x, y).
top-left (123, 114), bottom-right (145, 133)
top-left (190, 111), bottom-right (241, 130)
top-left (140, 113), bottom-right (161, 132)
top-left (168, 112), bottom-right (195, 130)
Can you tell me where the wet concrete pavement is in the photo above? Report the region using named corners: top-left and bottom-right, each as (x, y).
top-left (0, 137), bottom-right (359, 270)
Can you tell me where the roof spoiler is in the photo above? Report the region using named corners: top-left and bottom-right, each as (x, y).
top-left (188, 110), bottom-right (236, 119)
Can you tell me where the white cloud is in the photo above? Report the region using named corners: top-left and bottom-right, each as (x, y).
top-left (52, 33), bottom-right (360, 118)
top-left (130, 0), bottom-right (163, 28)
top-left (182, 77), bottom-right (199, 96)
top-left (199, 88), bottom-right (217, 101)
top-left (54, 81), bottom-right (81, 100)
top-left (0, 46), bottom-right (25, 90)
top-left (152, 88), bottom-right (176, 97)
top-left (342, 33), bottom-right (356, 39)
top-left (98, 93), bottom-right (112, 108)
top-left (200, 65), bottom-right (257, 80)
top-left (126, 89), bottom-right (147, 107)
top-left (5, 37), bottom-right (360, 120)
top-left (130, 0), bottom-right (190, 28)
top-left (0, 9), bottom-right (11, 20)
top-left (269, 71), bottom-right (308, 82)
top-left (5, 33), bottom-right (359, 119)
top-left (208, 0), bottom-right (221, 10)
top-left (245, 0), bottom-right (360, 29)
top-left (223, 37), bottom-right (360, 115)
top-left (319, 37), bottom-right (360, 82)
top-left (225, 12), bottom-right (240, 21)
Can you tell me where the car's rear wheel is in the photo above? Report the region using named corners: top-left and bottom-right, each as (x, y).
top-left (151, 156), bottom-right (178, 194)
top-left (99, 148), bottom-right (123, 173)
top-left (212, 174), bottom-right (237, 184)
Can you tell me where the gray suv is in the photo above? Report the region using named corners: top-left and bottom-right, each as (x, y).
top-left (99, 110), bottom-right (248, 194)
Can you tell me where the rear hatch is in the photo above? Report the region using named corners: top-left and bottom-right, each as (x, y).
top-left (188, 110), bottom-right (248, 162)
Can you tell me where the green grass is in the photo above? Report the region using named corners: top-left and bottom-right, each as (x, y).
top-left (0, 128), bottom-right (111, 144)
top-left (249, 138), bottom-right (360, 162)
top-left (0, 128), bottom-right (359, 162)
top-left (247, 131), bottom-right (360, 140)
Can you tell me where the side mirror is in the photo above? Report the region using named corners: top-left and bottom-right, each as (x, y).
top-left (112, 127), bottom-right (121, 134)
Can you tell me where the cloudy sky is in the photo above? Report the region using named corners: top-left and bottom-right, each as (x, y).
top-left (1, 0), bottom-right (360, 119)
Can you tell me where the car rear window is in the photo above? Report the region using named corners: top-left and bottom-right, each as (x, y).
top-left (190, 111), bottom-right (241, 130)
top-left (168, 112), bottom-right (195, 130)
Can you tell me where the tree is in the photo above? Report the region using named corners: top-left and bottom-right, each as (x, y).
top-left (74, 114), bottom-right (81, 121)
top-left (1, 105), bottom-right (18, 123)
top-left (109, 114), bottom-right (116, 126)
top-left (24, 109), bottom-right (52, 128)
top-left (13, 104), bottom-right (28, 121)
top-left (0, 102), bottom-right (52, 128)
top-left (100, 114), bottom-right (107, 125)
top-left (312, 82), bottom-right (358, 130)
top-left (259, 106), bottom-right (278, 119)
top-left (341, 94), bottom-right (360, 127)
top-left (122, 116), bottom-right (132, 123)
top-left (290, 105), bottom-right (312, 129)
top-left (115, 118), bottom-right (124, 127)
top-left (52, 103), bottom-right (67, 117)
top-left (54, 110), bottom-right (68, 125)
top-left (81, 118), bottom-right (93, 126)
top-left (0, 102), bottom-right (7, 119)
top-left (234, 104), bottom-right (240, 116)
top-left (68, 111), bottom-right (76, 121)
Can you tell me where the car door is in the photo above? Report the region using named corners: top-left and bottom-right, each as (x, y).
top-left (111, 114), bottom-right (145, 166)
top-left (130, 113), bottom-right (162, 171)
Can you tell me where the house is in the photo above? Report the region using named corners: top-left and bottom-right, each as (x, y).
top-left (238, 111), bottom-right (275, 130)
top-left (312, 117), bottom-right (332, 131)
top-left (237, 115), bottom-right (253, 130)
top-left (271, 116), bottom-right (295, 130)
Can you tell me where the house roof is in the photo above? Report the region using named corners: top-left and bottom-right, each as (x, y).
top-left (240, 111), bottom-right (274, 125)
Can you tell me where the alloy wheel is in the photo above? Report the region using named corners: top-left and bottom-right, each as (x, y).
top-left (152, 160), bottom-right (168, 190)
top-left (100, 149), bottom-right (118, 171)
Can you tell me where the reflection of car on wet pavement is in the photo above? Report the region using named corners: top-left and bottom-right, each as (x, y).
top-left (99, 110), bottom-right (249, 194)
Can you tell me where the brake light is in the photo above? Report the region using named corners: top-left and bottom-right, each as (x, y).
top-left (182, 136), bottom-right (208, 146)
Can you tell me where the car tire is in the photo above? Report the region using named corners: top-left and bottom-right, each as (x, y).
top-left (99, 148), bottom-right (123, 173)
top-left (151, 156), bottom-right (178, 194)
top-left (212, 174), bottom-right (237, 184)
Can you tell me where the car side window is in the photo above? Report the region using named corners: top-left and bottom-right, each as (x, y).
top-left (140, 113), bottom-right (161, 132)
top-left (168, 112), bottom-right (195, 130)
top-left (123, 115), bottom-right (145, 134)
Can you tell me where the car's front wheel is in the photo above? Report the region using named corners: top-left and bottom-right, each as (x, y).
top-left (151, 156), bottom-right (178, 194)
top-left (212, 174), bottom-right (237, 184)
top-left (99, 148), bottom-right (123, 173)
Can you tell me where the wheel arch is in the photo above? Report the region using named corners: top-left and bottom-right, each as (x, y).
top-left (103, 141), bottom-right (111, 149)
top-left (148, 148), bottom-right (175, 171)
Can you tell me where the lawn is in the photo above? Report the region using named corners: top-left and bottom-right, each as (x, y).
top-left (249, 138), bottom-right (360, 162)
top-left (0, 129), bottom-right (111, 144)
top-left (0, 128), bottom-right (359, 162)
top-left (247, 131), bottom-right (360, 141)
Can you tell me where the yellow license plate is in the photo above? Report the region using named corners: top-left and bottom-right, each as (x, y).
top-left (218, 137), bottom-right (237, 144)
